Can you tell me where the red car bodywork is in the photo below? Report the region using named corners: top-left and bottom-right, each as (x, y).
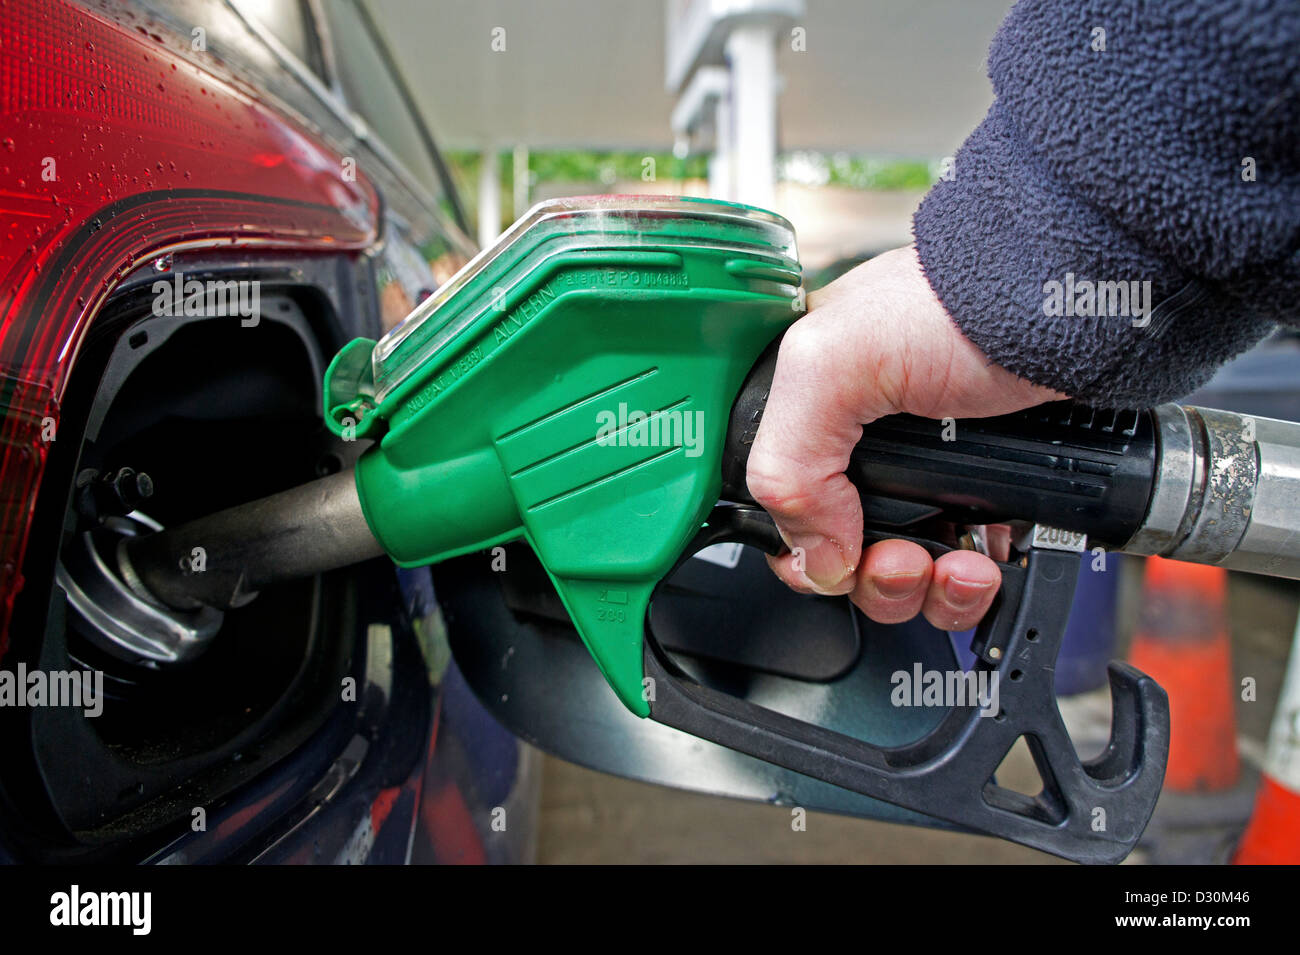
top-left (0, 0), bottom-right (380, 652)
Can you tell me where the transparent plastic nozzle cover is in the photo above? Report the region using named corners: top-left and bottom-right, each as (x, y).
top-left (368, 195), bottom-right (798, 405)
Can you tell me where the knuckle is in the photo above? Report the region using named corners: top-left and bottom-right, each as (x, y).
top-left (777, 319), bottom-right (829, 372)
top-left (744, 449), bottom-right (819, 520)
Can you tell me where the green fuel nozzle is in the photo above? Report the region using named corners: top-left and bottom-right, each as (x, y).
top-left (324, 196), bottom-right (802, 714)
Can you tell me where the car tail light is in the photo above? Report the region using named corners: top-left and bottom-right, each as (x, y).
top-left (0, 0), bottom-right (380, 654)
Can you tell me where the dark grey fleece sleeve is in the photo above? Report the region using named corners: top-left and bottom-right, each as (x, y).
top-left (912, 0), bottom-right (1300, 406)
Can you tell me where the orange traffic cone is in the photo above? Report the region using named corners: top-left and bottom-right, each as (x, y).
top-left (1233, 612), bottom-right (1300, 864)
top-left (1127, 557), bottom-right (1240, 792)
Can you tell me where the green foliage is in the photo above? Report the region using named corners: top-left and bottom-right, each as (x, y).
top-left (446, 149), bottom-right (935, 196)
top-left (826, 156), bottom-right (934, 190)
top-left (444, 148), bottom-right (937, 238)
top-left (779, 150), bottom-right (934, 190)
top-left (528, 150), bottom-right (711, 183)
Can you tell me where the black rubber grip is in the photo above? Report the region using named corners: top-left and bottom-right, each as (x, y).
top-left (721, 343), bottom-right (1159, 548)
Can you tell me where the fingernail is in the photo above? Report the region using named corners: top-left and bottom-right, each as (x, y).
top-left (872, 571), bottom-right (924, 600)
top-left (945, 575), bottom-right (993, 610)
top-left (789, 534), bottom-right (852, 593)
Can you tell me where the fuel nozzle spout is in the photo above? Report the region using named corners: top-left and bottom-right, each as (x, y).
top-left (120, 469), bottom-right (382, 612)
top-left (1123, 404), bottom-right (1300, 579)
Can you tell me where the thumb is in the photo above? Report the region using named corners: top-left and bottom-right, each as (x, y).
top-left (745, 322), bottom-right (881, 594)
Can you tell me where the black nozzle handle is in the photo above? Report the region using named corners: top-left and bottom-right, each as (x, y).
top-left (647, 503), bottom-right (1169, 864)
top-left (721, 343), bottom-right (1159, 548)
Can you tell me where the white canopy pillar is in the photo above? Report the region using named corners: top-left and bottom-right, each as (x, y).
top-left (478, 146), bottom-right (501, 248)
top-left (725, 24), bottom-right (777, 208)
top-left (665, 0), bottom-right (801, 206)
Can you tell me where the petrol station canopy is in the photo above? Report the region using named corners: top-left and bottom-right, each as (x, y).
top-left (371, 0), bottom-right (1014, 157)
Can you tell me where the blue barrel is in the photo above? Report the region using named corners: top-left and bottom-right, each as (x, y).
top-left (1055, 552), bottom-right (1123, 695)
top-left (948, 552), bottom-right (1122, 696)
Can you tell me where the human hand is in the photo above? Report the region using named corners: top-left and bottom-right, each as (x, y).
top-left (746, 245), bottom-right (1065, 630)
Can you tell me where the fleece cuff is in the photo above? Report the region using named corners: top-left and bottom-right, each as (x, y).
top-left (912, 102), bottom-right (1274, 407)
